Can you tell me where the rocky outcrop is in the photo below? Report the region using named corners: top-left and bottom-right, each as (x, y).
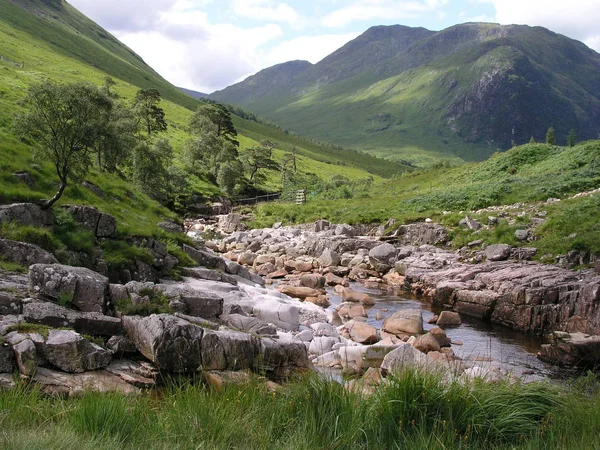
top-left (0, 203), bottom-right (53, 228)
top-left (45, 330), bottom-right (112, 373)
top-left (537, 332), bottom-right (600, 368)
top-left (29, 264), bottom-right (109, 313)
top-left (394, 223), bottom-right (449, 246)
top-left (63, 205), bottom-right (117, 238)
top-left (0, 239), bottom-right (58, 266)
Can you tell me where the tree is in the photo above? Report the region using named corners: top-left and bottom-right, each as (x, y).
top-left (191, 103), bottom-right (238, 146)
top-left (14, 80), bottom-right (111, 208)
top-left (529, 136), bottom-right (536, 144)
top-left (131, 138), bottom-right (173, 202)
top-left (567, 129), bottom-right (577, 147)
top-left (240, 145), bottom-right (279, 182)
top-left (217, 160), bottom-right (243, 195)
top-left (133, 89), bottom-right (167, 137)
top-left (546, 127), bottom-right (556, 145)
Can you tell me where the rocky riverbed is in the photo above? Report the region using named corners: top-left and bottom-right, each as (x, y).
top-left (1, 209), bottom-right (599, 396)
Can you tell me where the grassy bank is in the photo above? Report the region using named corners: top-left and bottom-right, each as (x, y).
top-left (1, 369), bottom-right (599, 449)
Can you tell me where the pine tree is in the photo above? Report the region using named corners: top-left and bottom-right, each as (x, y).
top-left (545, 127), bottom-right (556, 145)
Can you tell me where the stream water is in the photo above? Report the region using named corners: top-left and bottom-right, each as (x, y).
top-left (326, 281), bottom-right (566, 381)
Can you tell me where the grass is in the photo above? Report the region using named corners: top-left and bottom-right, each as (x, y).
top-left (115, 287), bottom-right (173, 316)
top-left (0, 369), bottom-right (599, 449)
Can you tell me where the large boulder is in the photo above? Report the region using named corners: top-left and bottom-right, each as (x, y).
top-left (32, 367), bottom-right (140, 396)
top-left (0, 203), bottom-right (53, 228)
top-left (343, 320), bottom-right (379, 345)
top-left (122, 314), bottom-right (204, 372)
top-left (369, 243), bottom-right (397, 266)
top-left (218, 214), bottom-right (247, 233)
top-left (45, 330), bottom-right (112, 373)
top-left (183, 245), bottom-right (228, 272)
top-left (257, 336), bottom-right (310, 378)
top-left (63, 205), bottom-right (117, 238)
top-left (396, 223), bottom-right (448, 246)
top-left (176, 288), bottom-right (223, 320)
top-left (227, 314), bottom-right (277, 336)
top-left (278, 286), bottom-right (323, 300)
top-left (29, 264), bottom-right (109, 313)
top-left (319, 249), bottom-right (341, 268)
top-left (382, 309), bottom-right (423, 336)
top-left (201, 330), bottom-right (259, 371)
top-left (22, 302), bottom-right (122, 337)
top-left (300, 274), bottom-right (326, 289)
top-left (380, 344), bottom-right (433, 375)
top-left (537, 333), bottom-right (600, 368)
top-left (0, 240), bottom-right (58, 266)
top-left (436, 311), bottom-right (462, 327)
top-left (253, 301), bottom-right (300, 331)
top-left (0, 342), bottom-right (15, 373)
top-left (485, 244), bottom-right (512, 261)
top-left (341, 287), bottom-right (374, 305)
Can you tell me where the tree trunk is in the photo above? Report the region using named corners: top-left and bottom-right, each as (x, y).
top-left (42, 180), bottom-right (67, 210)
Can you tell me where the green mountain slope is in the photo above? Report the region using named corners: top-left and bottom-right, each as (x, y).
top-left (0, 0), bottom-right (405, 216)
top-left (211, 23), bottom-right (600, 166)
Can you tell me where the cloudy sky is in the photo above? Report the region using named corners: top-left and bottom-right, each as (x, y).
top-left (68, 0), bottom-right (600, 94)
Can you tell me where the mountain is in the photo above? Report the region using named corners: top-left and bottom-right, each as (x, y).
top-left (211, 23), bottom-right (600, 165)
top-left (179, 87), bottom-right (208, 99)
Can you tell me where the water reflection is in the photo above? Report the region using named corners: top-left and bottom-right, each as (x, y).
top-left (327, 281), bottom-right (564, 380)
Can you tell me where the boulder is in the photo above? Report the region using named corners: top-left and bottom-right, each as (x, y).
top-left (158, 221), bottom-right (183, 234)
top-left (312, 220), bottom-right (330, 233)
top-left (105, 359), bottom-right (158, 389)
top-left (537, 333), bottom-right (600, 368)
top-left (336, 303), bottom-right (368, 320)
top-left (32, 367), bottom-right (140, 396)
top-left (63, 205), bottom-right (117, 238)
top-left (183, 245), bottom-right (228, 272)
top-left (343, 320), bottom-right (379, 345)
top-left (0, 203), bottom-right (53, 228)
top-left (218, 214), bottom-right (247, 233)
top-left (29, 264), bottom-right (109, 313)
top-left (382, 309), bottom-right (423, 335)
top-left (253, 301), bottom-right (300, 331)
top-left (380, 344), bottom-right (433, 375)
top-left (227, 314), bottom-right (277, 336)
top-left (45, 330), bottom-right (112, 373)
top-left (368, 243), bottom-right (397, 266)
top-left (22, 302), bottom-right (122, 336)
top-left (278, 286), bottom-right (323, 300)
top-left (11, 338), bottom-right (38, 376)
top-left (334, 224), bottom-right (355, 237)
top-left (412, 333), bottom-right (441, 354)
top-left (255, 255), bottom-right (275, 266)
top-left (485, 244), bottom-right (512, 261)
top-left (258, 336), bottom-right (309, 378)
top-left (300, 274), bottom-right (326, 289)
top-left (256, 262), bottom-right (277, 277)
top-left (295, 261), bottom-right (314, 273)
top-left (429, 327), bottom-right (451, 347)
top-left (106, 336), bottom-right (138, 356)
top-left (319, 249), bottom-right (341, 268)
top-left (309, 336), bottom-right (338, 356)
top-left (203, 370), bottom-right (253, 391)
top-left (181, 267), bottom-right (237, 285)
top-left (396, 224), bottom-right (448, 246)
top-left (177, 288), bottom-right (223, 320)
top-left (305, 295), bottom-right (330, 308)
top-left (0, 343), bottom-right (15, 373)
top-left (515, 229), bottom-right (530, 241)
top-left (201, 330), bottom-right (259, 371)
top-left (238, 251), bottom-right (257, 266)
top-left (436, 311), bottom-right (462, 327)
top-left (0, 240), bottom-right (58, 266)
top-left (338, 345), bottom-right (398, 374)
top-left (122, 314), bottom-right (203, 372)
top-left (341, 287), bottom-right (374, 305)
top-left (325, 273), bottom-right (346, 286)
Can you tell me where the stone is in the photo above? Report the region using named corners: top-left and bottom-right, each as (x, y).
top-left (343, 320), bottom-right (379, 345)
top-left (300, 274), bottom-right (326, 289)
top-left (436, 311), bottom-right (461, 327)
top-left (0, 239), bottom-right (58, 266)
top-left (29, 264), bottom-right (109, 313)
top-left (105, 359), bottom-right (158, 389)
top-left (395, 224), bottom-right (448, 246)
top-left (460, 216), bottom-right (481, 231)
top-left (158, 221), bottom-right (183, 234)
top-left (32, 367), bottom-right (140, 396)
top-left (295, 330), bottom-right (314, 342)
top-left (266, 269), bottom-right (288, 279)
top-left (13, 171), bottom-right (34, 187)
top-left (227, 314), bottom-right (277, 336)
top-left (253, 301), bottom-right (300, 331)
top-left (238, 251), bottom-right (257, 266)
top-left (106, 336), bottom-right (138, 356)
top-left (181, 267), bottom-right (238, 285)
top-left (256, 262), bottom-right (277, 277)
top-left (0, 373), bottom-right (15, 390)
top-left (319, 249), bottom-right (341, 268)
top-left (336, 303), bottom-right (368, 320)
top-left (338, 345), bottom-right (398, 374)
top-left (369, 243), bottom-right (397, 267)
top-left (45, 330), bottom-right (112, 373)
top-left (0, 203), bottom-right (53, 228)
top-left (201, 330), bottom-right (259, 371)
top-left (177, 289), bottom-right (223, 320)
top-left (122, 314), bottom-right (203, 373)
top-left (0, 343), bottom-right (15, 373)
top-left (412, 333), bottom-right (441, 354)
top-left (341, 288), bottom-right (374, 305)
top-left (537, 333), bottom-right (600, 368)
top-left (295, 261), bottom-right (314, 273)
top-left (183, 245), bottom-right (228, 272)
top-left (63, 205), bottom-right (117, 238)
top-left (429, 327), bottom-right (451, 347)
top-left (22, 302), bottom-right (122, 336)
top-left (511, 247), bottom-right (538, 260)
top-left (485, 244), bottom-right (512, 261)
top-left (258, 336), bottom-right (310, 378)
top-left (218, 214), bottom-right (247, 233)
top-left (312, 220), bottom-right (330, 232)
top-left (325, 273), bottom-right (346, 286)
top-left (255, 255), bottom-right (276, 266)
top-left (278, 286), bottom-right (323, 300)
top-left (334, 224), bottom-right (355, 237)
top-left (12, 338), bottom-right (38, 376)
top-left (309, 337), bottom-right (338, 356)
top-left (380, 344), bottom-right (435, 375)
top-left (203, 370), bottom-right (253, 391)
top-left (382, 309), bottom-right (423, 336)
top-left (515, 229), bottom-right (530, 241)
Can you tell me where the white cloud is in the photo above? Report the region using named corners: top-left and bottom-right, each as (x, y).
top-left (479, 0), bottom-right (600, 51)
top-left (231, 0), bottom-right (304, 25)
top-left (321, 0), bottom-right (447, 28)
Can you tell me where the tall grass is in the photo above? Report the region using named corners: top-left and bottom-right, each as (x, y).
top-left (1, 369), bottom-right (598, 449)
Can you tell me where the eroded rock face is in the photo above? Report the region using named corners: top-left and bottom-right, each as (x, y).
top-left (45, 330), bottom-right (112, 373)
top-left (29, 264), bottom-right (109, 313)
top-left (0, 240), bottom-right (58, 266)
top-left (537, 333), bottom-right (600, 368)
top-left (122, 314), bottom-right (203, 372)
top-left (395, 223), bottom-right (449, 246)
top-left (0, 203), bottom-right (53, 228)
top-left (201, 330), bottom-right (259, 371)
top-left (258, 336), bottom-right (309, 378)
top-left (32, 367), bottom-right (140, 396)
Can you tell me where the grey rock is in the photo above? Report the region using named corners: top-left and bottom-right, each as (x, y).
top-left (312, 220), bottom-right (330, 233)
top-left (122, 314), bottom-right (203, 372)
top-left (368, 243), bottom-right (397, 270)
top-left (63, 205), bottom-right (117, 238)
top-left (158, 221), bottom-right (183, 234)
top-left (29, 264), bottom-right (109, 313)
top-left (0, 203), bottom-right (53, 228)
top-left (201, 329), bottom-right (259, 371)
top-left (218, 213), bottom-right (247, 233)
top-left (253, 301), bottom-right (300, 331)
top-left (511, 247), bottom-right (538, 261)
top-left (82, 180), bottom-right (103, 197)
top-left (22, 302), bottom-right (122, 336)
top-left (106, 336), bottom-right (138, 356)
top-left (319, 249), bottom-right (341, 268)
top-left (227, 314), bottom-right (277, 336)
top-left (334, 224), bottom-right (355, 237)
top-left (12, 338), bottom-right (38, 376)
top-left (13, 171), bottom-right (34, 187)
top-left (484, 244), bottom-right (512, 261)
top-left (182, 267), bottom-right (237, 285)
top-left (104, 359), bottom-right (158, 389)
top-left (515, 229), bottom-right (530, 241)
top-left (0, 344), bottom-right (15, 373)
top-left (177, 288), bottom-right (223, 320)
top-left (45, 330), bottom-right (112, 373)
top-left (0, 239), bottom-right (58, 266)
top-left (31, 367), bottom-right (140, 396)
top-left (380, 344), bottom-right (433, 375)
top-left (396, 224), bottom-right (449, 246)
top-left (183, 245), bottom-right (228, 272)
top-left (459, 216), bottom-right (481, 231)
top-left (258, 336), bottom-right (310, 378)
top-left (382, 309), bottom-right (423, 335)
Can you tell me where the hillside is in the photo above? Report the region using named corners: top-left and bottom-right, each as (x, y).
top-left (211, 23), bottom-right (600, 166)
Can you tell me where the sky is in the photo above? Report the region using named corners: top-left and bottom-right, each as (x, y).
top-left (68, 0), bottom-right (600, 94)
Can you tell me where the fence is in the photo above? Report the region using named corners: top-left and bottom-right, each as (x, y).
top-left (234, 192), bottom-right (281, 206)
